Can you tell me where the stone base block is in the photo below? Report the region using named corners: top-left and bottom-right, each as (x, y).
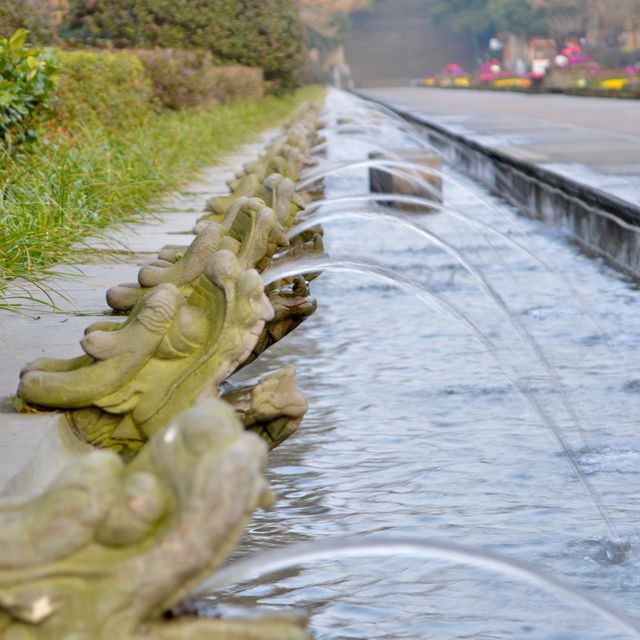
top-left (369, 149), bottom-right (443, 212)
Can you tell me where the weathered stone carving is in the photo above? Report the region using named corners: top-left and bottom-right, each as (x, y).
top-left (0, 399), bottom-right (310, 639)
top-left (107, 198), bottom-right (287, 312)
top-left (227, 120), bottom-right (317, 193)
top-left (245, 276), bottom-right (317, 366)
top-left (202, 173), bottom-right (306, 230)
top-left (107, 223), bottom-right (227, 312)
top-left (225, 197), bottom-right (289, 273)
top-left (19, 251), bottom-right (274, 455)
top-left (203, 172), bottom-right (263, 220)
top-left (276, 226), bottom-right (325, 268)
top-left (222, 364), bottom-right (308, 450)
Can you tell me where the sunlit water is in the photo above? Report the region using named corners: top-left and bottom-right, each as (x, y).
top-left (207, 92), bottom-right (640, 638)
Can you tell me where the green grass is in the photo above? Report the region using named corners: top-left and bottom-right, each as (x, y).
top-left (0, 85), bottom-right (323, 303)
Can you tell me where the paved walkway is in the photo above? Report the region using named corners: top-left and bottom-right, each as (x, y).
top-left (0, 130), bottom-right (277, 494)
top-left (360, 87), bottom-right (640, 206)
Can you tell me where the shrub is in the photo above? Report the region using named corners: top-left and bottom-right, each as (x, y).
top-left (209, 0), bottom-right (305, 92)
top-left (53, 49), bottom-right (153, 129)
top-left (0, 28), bottom-right (58, 148)
top-left (588, 46), bottom-right (640, 70)
top-left (62, 0), bottom-right (305, 91)
top-left (134, 49), bottom-right (263, 110)
top-left (211, 65), bottom-right (264, 102)
top-left (0, 1), bottom-right (54, 44)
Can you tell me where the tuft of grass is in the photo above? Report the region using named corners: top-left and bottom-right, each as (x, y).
top-left (0, 85), bottom-right (324, 305)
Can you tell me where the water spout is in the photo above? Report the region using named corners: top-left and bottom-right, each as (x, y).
top-left (299, 193), bottom-right (621, 356)
top-left (312, 124), bottom-right (445, 159)
top-left (190, 536), bottom-right (640, 639)
top-left (263, 255), bottom-right (620, 540)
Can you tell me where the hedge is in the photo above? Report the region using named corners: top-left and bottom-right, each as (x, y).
top-left (134, 49), bottom-right (264, 110)
top-left (1, 34), bottom-right (270, 145)
top-left (54, 49), bottom-right (266, 131)
top-left (54, 50), bottom-right (153, 130)
top-left (0, 28), bottom-right (57, 148)
top-left (62, 0), bottom-right (305, 91)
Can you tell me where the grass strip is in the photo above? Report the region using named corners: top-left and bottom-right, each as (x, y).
top-left (0, 85), bottom-right (323, 303)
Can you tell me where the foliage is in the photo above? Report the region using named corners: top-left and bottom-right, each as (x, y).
top-left (587, 46), bottom-right (640, 69)
top-left (430, 0), bottom-right (494, 35)
top-left (0, 85), bottom-right (323, 293)
top-left (62, 0), bottom-right (305, 91)
top-left (0, 0), bottom-right (54, 44)
top-left (487, 0), bottom-right (545, 37)
top-left (207, 64), bottom-right (265, 103)
top-left (207, 0), bottom-right (305, 92)
top-left (53, 50), bottom-right (152, 130)
top-left (529, 0), bottom-right (588, 39)
top-left (430, 0), bottom-right (568, 39)
top-left (436, 0), bottom-right (640, 42)
top-left (0, 28), bottom-right (58, 148)
top-left (135, 50), bottom-right (263, 110)
top-left (298, 0), bottom-right (372, 50)
top-left (305, 12), bottom-right (349, 54)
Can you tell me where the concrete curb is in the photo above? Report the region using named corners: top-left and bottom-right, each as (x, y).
top-left (357, 92), bottom-right (640, 279)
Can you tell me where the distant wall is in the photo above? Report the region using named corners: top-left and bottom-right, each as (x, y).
top-left (345, 0), bottom-right (475, 87)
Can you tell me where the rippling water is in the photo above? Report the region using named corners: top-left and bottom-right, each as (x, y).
top-left (210, 92), bottom-right (640, 639)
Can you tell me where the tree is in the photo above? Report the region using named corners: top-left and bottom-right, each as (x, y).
top-left (0, 0), bottom-right (55, 42)
top-left (487, 0), bottom-right (546, 37)
top-left (430, 0), bottom-right (546, 38)
top-left (529, 0), bottom-right (588, 39)
top-left (62, 0), bottom-right (305, 90)
top-left (430, 0), bottom-right (493, 34)
top-left (297, 0), bottom-right (372, 52)
top-left (586, 0), bottom-right (640, 45)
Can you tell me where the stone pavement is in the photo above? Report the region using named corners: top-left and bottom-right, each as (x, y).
top-left (360, 87), bottom-right (640, 207)
top-left (0, 130), bottom-right (278, 495)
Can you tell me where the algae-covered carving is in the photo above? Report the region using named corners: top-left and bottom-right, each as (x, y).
top-left (107, 199), bottom-right (286, 313)
top-left (222, 364), bottom-right (308, 449)
top-left (226, 197), bottom-right (290, 273)
top-left (202, 173), bottom-right (306, 230)
top-left (0, 399), bottom-right (310, 640)
top-left (227, 121), bottom-right (316, 193)
top-left (227, 155), bottom-right (299, 193)
top-left (19, 251), bottom-right (274, 454)
top-left (107, 223), bottom-right (227, 312)
top-left (245, 276), bottom-right (317, 367)
top-left (203, 172), bottom-right (263, 220)
top-left (275, 226), bottom-right (325, 269)
top-left (263, 173), bottom-right (308, 228)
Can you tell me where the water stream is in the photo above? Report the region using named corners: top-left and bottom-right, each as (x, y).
top-left (209, 91), bottom-right (640, 638)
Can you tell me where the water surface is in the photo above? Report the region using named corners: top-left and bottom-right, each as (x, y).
top-left (215, 92), bottom-right (640, 639)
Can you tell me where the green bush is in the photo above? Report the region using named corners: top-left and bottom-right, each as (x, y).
top-left (0, 28), bottom-right (58, 148)
top-left (209, 0), bottom-right (305, 92)
top-left (588, 46), bottom-right (640, 70)
top-left (210, 64), bottom-right (264, 102)
top-left (134, 49), bottom-right (263, 110)
top-left (53, 49), bottom-right (153, 129)
top-left (0, 1), bottom-right (54, 44)
top-left (62, 0), bottom-right (305, 92)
